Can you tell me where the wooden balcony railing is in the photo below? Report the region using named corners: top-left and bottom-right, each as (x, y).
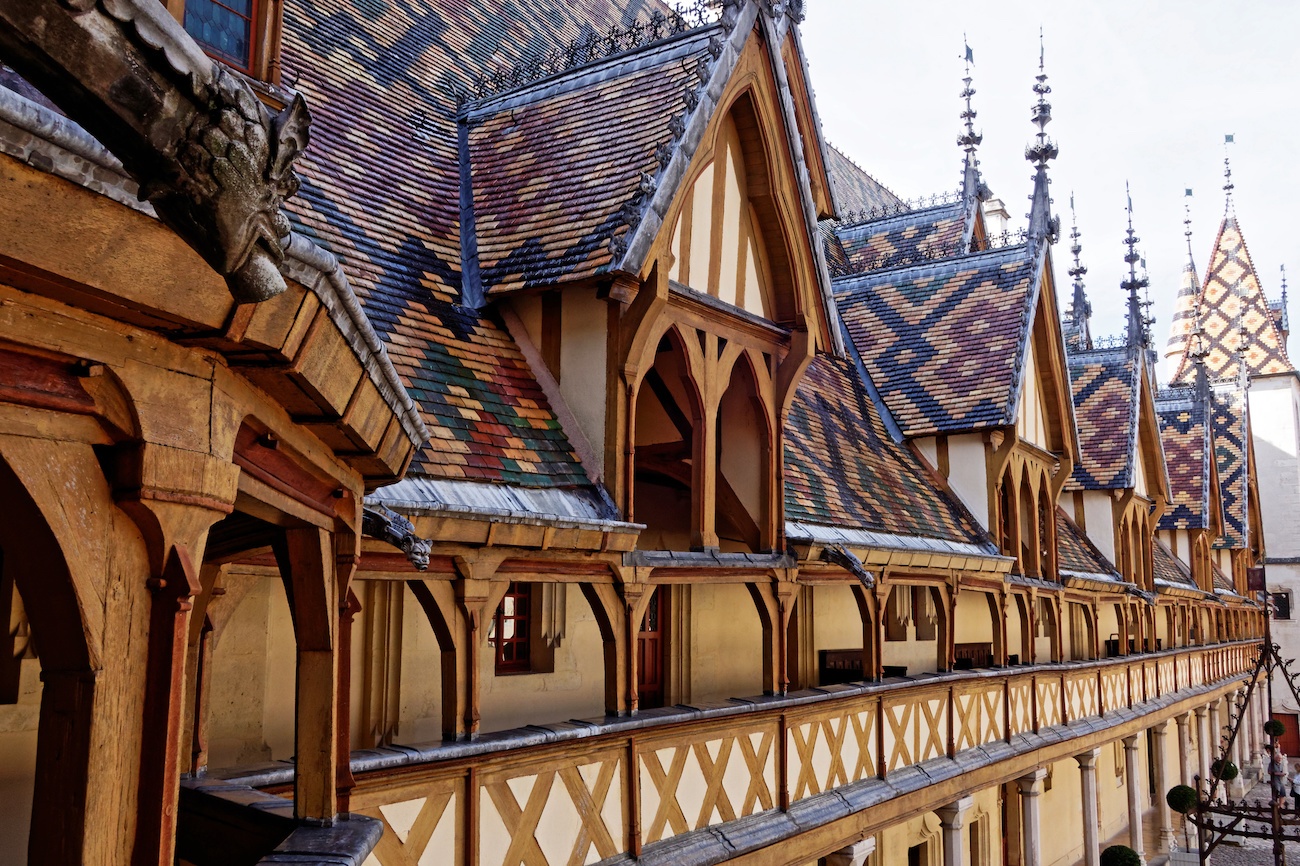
top-left (198, 640), bottom-right (1260, 866)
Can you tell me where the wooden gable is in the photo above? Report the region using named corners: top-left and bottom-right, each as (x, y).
top-left (646, 30), bottom-right (834, 350)
top-left (1134, 361), bottom-right (1172, 510)
top-left (1016, 251), bottom-right (1077, 471)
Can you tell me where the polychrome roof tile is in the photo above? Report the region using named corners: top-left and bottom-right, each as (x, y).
top-left (784, 353), bottom-right (989, 546)
top-left (1056, 508), bottom-right (1120, 580)
top-left (279, 0), bottom-right (674, 489)
top-left (1066, 349), bottom-right (1139, 490)
top-left (832, 201), bottom-right (968, 273)
top-left (1153, 537), bottom-right (1195, 588)
top-left (1210, 387), bottom-right (1249, 548)
top-left (466, 27), bottom-right (715, 293)
top-left (824, 143), bottom-right (903, 214)
top-left (834, 244), bottom-right (1041, 437)
top-left (1172, 215), bottom-right (1292, 383)
top-left (1156, 390), bottom-right (1211, 531)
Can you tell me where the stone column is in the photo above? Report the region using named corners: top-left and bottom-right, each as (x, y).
top-left (1122, 735), bottom-right (1148, 865)
top-left (1151, 722), bottom-right (1176, 853)
top-left (937, 796), bottom-right (974, 866)
top-left (1076, 749), bottom-right (1102, 866)
top-left (1176, 712), bottom-right (1192, 786)
top-left (1194, 705), bottom-right (1211, 790)
top-left (825, 837), bottom-right (876, 866)
top-left (1229, 690), bottom-right (1248, 797)
top-left (1018, 768), bottom-right (1048, 866)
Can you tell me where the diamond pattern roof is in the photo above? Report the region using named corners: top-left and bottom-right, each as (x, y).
top-left (784, 352), bottom-right (990, 546)
top-left (824, 143), bottom-right (902, 214)
top-left (1172, 215), bottom-right (1292, 383)
top-left (832, 201), bottom-right (968, 273)
top-left (1056, 508), bottom-right (1119, 580)
top-left (1210, 387), bottom-right (1249, 548)
top-left (834, 245), bottom-right (1041, 437)
top-left (1156, 390), bottom-right (1211, 531)
top-left (1066, 349), bottom-right (1139, 490)
top-left (1153, 537), bottom-right (1195, 588)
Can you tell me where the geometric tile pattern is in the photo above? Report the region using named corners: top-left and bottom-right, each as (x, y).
top-left (1172, 215), bottom-right (1292, 383)
top-left (1210, 387), bottom-right (1249, 549)
top-left (1164, 259), bottom-right (1201, 362)
top-left (833, 201), bottom-right (969, 272)
top-left (279, 0), bottom-right (674, 487)
top-left (1066, 349), bottom-right (1139, 490)
top-left (1156, 393), bottom-right (1212, 531)
top-left (834, 245), bottom-right (1040, 436)
top-left (468, 29), bottom-right (714, 293)
top-left (1055, 508), bottom-right (1119, 579)
top-left (783, 353), bottom-right (990, 544)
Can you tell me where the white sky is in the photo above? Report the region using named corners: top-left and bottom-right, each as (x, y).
top-left (799, 1), bottom-right (1299, 376)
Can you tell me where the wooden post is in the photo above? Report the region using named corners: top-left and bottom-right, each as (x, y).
top-left (274, 527), bottom-right (339, 823)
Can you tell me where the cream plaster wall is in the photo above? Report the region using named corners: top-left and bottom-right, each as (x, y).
top-left (560, 291), bottom-right (608, 463)
top-left (1082, 491), bottom-right (1116, 563)
top-left (397, 585), bottom-right (443, 745)
top-left (810, 584), bottom-right (863, 654)
top-left (690, 583), bottom-right (763, 701)
top-left (947, 434), bottom-right (990, 530)
top-left (954, 590), bottom-right (994, 645)
top-left (1040, 757), bottom-right (1086, 866)
top-left (478, 588), bottom-right (607, 733)
top-left (0, 657), bottom-right (39, 864)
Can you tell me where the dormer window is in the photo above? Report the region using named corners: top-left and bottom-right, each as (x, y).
top-left (172, 0), bottom-right (279, 82)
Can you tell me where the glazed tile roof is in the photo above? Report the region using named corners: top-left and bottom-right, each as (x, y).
top-left (1055, 508), bottom-right (1120, 581)
top-left (1066, 348), bottom-right (1139, 490)
top-left (834, 244), bottom-right (1042, 437)
top-left (279, 0), bottom-right (675, 489)
top-left (1210, 387), bottom-right (1249, 548)
top-left (824, 143), bottom-right (903, 214)
top-left (783, 352), bottom-right (991, 547)
top-left (1172, 214), bottom-right (1293, 383)
top-left (1164, 259), bottom-right (1200, 361)
top-left (465, 26), bottom-right (716, 294)
top-left (1153, 538), bottom-right (1196, 589)
top-left (832, 200), bottom-right (969, 273)
top-left (1156, 390), bottom-right (1212, 531)
top-left (1211, 561), bottom-right (1234, 593)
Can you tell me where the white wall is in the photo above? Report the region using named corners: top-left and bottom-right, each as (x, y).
top-left (1082, 491), bottom-right (1116, 563)
top-left (947, 434), bottom-right (990, 529)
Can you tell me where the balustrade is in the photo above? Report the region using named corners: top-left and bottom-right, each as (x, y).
top-left (216, 640), bottom-right (1260, 866)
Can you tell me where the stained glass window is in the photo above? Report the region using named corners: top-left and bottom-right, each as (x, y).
top-left (183, 0), bottom-right (256, 71)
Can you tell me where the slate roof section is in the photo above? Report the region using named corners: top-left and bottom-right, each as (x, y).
top-left (834, 244), bottom-right (1043, 437)
top-left (465, 26), bottom-right (717, 294)
top-left (1153, 538), bottom-right (1196, 589)
top-left (1156, 389), bottom-right (1212, 531)
top-left (1210, 387), bottom-right (1249, 548)
top-left (1055, 508), bottom-right (1121, 581)
top-left (783, 352), bottom-right (992, 548)
top-left (1066, 349), bottom-right (1139, 490)
top-left (824, 143), bottom-right (903, 214)
top-left (278, 0), bottom-right (674, 489)
top-left (1172, 214), bottom-right (1293, 383)
top-left (832, 200), bottom-right (969, 273)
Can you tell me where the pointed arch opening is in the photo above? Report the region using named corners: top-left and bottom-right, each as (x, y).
top-left (715, 355), bottom-right (772, 553)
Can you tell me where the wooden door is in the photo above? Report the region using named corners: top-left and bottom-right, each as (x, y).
top-left (638, 588), bottom-right (666, 709)
top-left (1275, 712), bottom-right (1300, 757)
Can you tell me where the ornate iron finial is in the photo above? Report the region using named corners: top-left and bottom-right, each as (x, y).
top-left (1122, 183), bottom-right (1151, 350)
top-left (1281, 265), bottom-right (1291, 337)
top-left (1065, 193), bottom-right (1091, 347)
top-left (1183, 189), bottom-right (1196, 261)
top-left (1223, 134), bottom-right (1236, 213)
top-left (1190, 297), bottom-right (1211, 396)
top-left (1025, 37), bottom-right (1059, 245)
top-left (957, 42), bottom-right (988, 203)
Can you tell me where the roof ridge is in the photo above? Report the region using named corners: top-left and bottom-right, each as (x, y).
top-left (825, 141), bottom-right (904, 203)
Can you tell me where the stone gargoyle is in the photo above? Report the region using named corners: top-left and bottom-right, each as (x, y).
top-left (362, 504), bottom-right (432, 572)
top-left (0, 0), bottom-right (309, 302)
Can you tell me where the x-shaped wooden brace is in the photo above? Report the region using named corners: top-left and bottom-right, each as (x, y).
top-left (370, 789), bottom-right (454, 866)
top-left (643, 746), bottom-right (690, 843)
top-left (1009, 684), bottom-right (1030, 733)
top-left (487, 770), bottom-right (555, 866)
top-left (559, 761), bottom-right (620, 865)
top-left (917, 698), bottom-right (946, 761)
top-left (979, 689), bottom-right (1002, 743)
top-left (850, 710), bottom-right (876, 781)
top-left (736, 730), bottom-right (774, 814)
top-left (692, 738), bottom-right (736, 826)
top-left (1038, 681), bottom-right (1061, 726)
top-left (885, 701), bottom-right (913, 771)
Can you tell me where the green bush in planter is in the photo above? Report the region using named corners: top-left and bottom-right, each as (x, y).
top-left (1100, 845), bottom-right (1142, 866)
top-left (1211, 758), bottom-right (1239, 781)
top-left (1166, 784), bottom-right (1199, 814)
top-left (1265, 719), bottom-right (1287, 738)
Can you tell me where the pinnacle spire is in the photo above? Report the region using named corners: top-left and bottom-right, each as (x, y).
top-left (1122, 183), bottom-right (1152, 351)
top-left (957, 41), bottom-right (986, 203)
top-left (1189, 297), bottom-right (1211, 399)
top-left (1223, 135), bottom-right (1236, 216)
top-left (1063, 193), bottom-right (1091, 350)
top-left (1184, 196), bottom-right (1195, 265)
top-left (1025, 33), bottom-right (1059, 246)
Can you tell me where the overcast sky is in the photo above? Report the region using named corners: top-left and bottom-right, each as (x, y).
top-left (799, 2), bottom-right (1298, 379)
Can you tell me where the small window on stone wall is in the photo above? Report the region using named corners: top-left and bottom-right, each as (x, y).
top-left (1272, 592), bottom-right (1292, 621)
top-left (172, 0), bottom-right (281, 82)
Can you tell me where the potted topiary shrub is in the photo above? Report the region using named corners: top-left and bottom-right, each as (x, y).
top-left (1265, 718), bottom-right (1286, 738)
top-left (1100, 845), bottom-right (1142, 866)
top-left (1211, 758), bottom-right (1239, 781)
top-left (1166, 784), bottom-right (1201, 864)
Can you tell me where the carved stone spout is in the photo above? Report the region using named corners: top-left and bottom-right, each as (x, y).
top-left (0, 0), bottom-right (310, 302)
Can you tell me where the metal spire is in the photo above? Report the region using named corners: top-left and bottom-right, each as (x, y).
top-left (1190, 298), bottom-right (1211, 399)
top-left (1184, 194), bottom-right (1196, 264)
top-left (1065, 193), bottom-right (1091, 349)
top-left (1025, 32), bottom-right (1059, 245)
top-left (1223, 135), bottom-right (1236, 216)
top-left (958, 37), bottom-right (987, 203)
top-left (1122, 183), bottom-right (1151, 350)
top-left (1282, 265), bottom-right (1291, 336)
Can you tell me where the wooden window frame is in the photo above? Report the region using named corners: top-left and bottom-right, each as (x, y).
top-left (491, 582), bottom-right (532, 674)
top-left (165, 0), bottom-right (284, 85)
